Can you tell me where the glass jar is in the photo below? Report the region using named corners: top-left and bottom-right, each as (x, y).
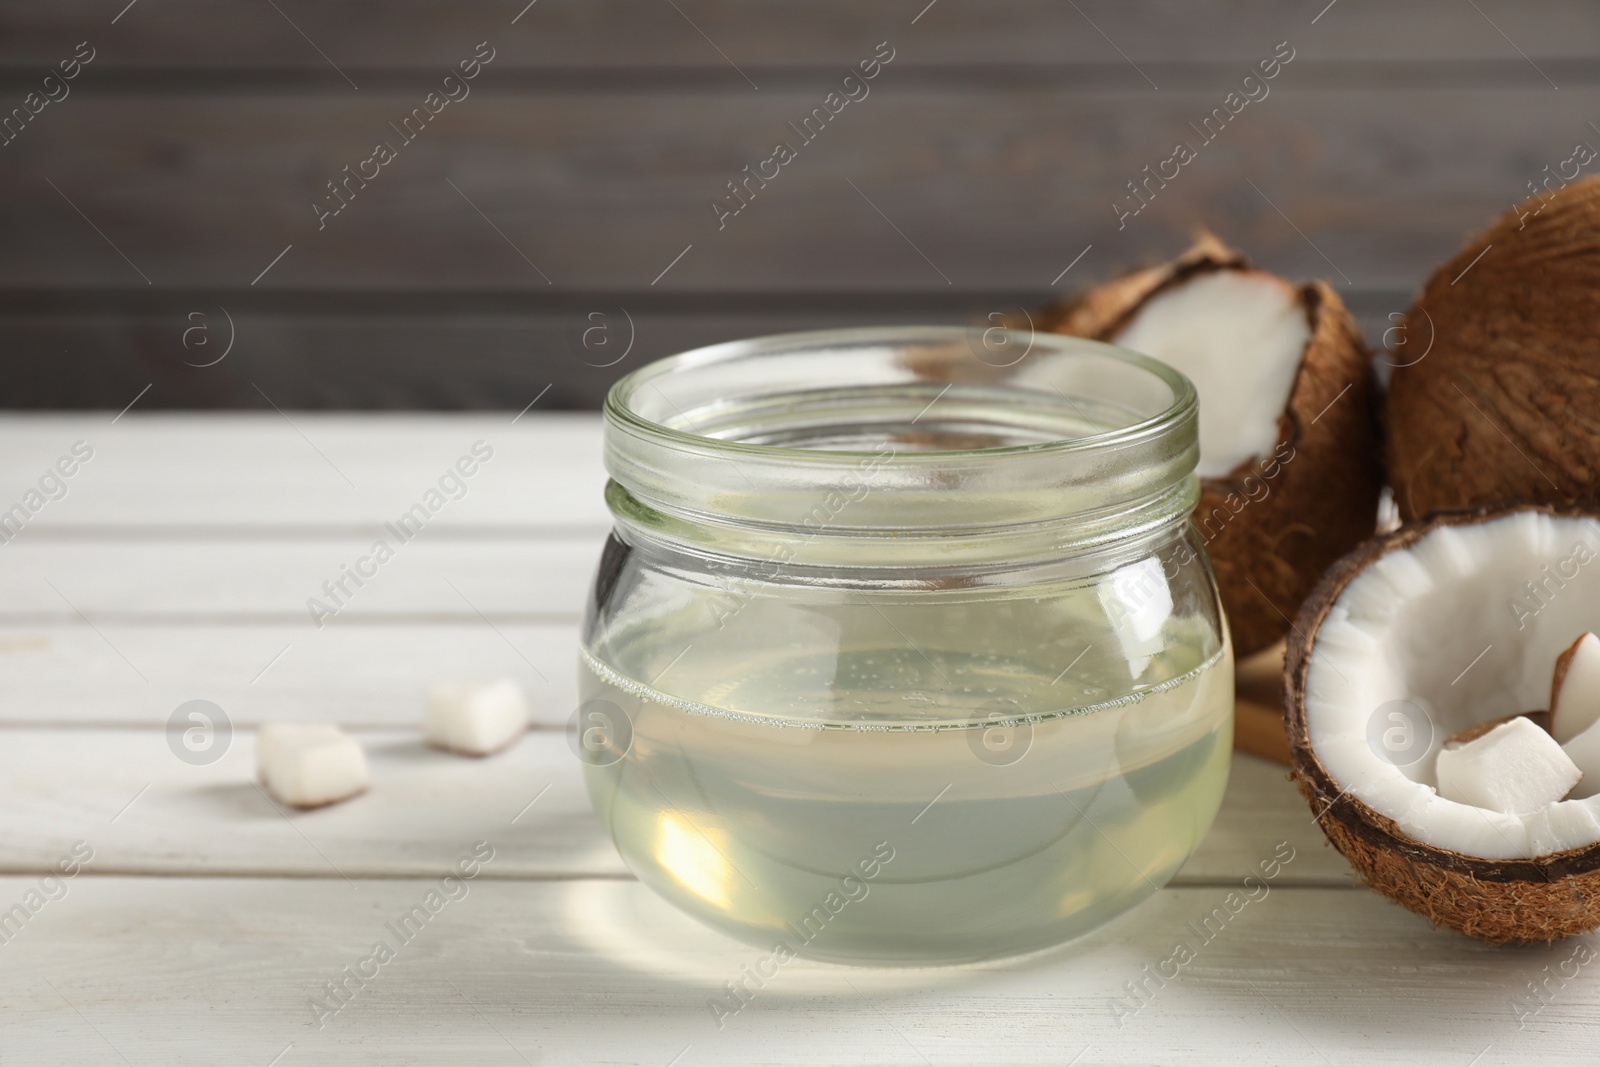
top-left (576, 327), bottom-right (1233, 965)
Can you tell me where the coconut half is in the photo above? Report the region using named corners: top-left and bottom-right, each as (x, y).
top-left (1286, 502), bottom-right (1600, 942)
top-left (1041, 235), bottom-right (1383, 655)
top-left (1388, 176), bottom-right (1600, 521)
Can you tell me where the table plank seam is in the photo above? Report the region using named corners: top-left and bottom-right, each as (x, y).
top-left (0, 612), bottom-right (584, 626)
top-left (0, 866), bottom-right (1358, 888)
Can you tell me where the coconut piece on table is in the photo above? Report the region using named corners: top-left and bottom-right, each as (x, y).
top-left (425, 678), bottom-right (528, 756)
top-left (1435, 716), bottom-right (1581, 815)
top-left (1551, 632), bottom-right (1600, 743)
top-left (257, 723), bottom-right (369, 808)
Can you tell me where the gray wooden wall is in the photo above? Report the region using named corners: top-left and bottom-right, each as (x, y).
top-left (0, 1), bottom-right (1590, 409)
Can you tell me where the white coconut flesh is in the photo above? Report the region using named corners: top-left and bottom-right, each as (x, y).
top-left (1436, 717), bottom-right (1580, 814)
top-left (1110, 270), bottom-right (1310, 479)
top-left (1552, 632), bottom-right (1600, 742)
top-left (1305, 510), bottom-right (1600, 859)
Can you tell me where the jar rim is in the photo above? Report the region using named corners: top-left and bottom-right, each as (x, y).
top-left (601, 326), bottom-right (1200, 561)
top-left (604, 326), bottom-right (1197, 463)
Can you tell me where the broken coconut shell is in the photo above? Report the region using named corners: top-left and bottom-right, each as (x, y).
top-left (1287, 502), bottom-right (1600, 943)
top-left (1388, 176), bottom-right (1600, 522)
top-left (1045, 235), bottom-right (1384, 656)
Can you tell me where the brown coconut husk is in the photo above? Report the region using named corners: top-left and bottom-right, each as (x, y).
top-left (1047, 235), bottom-right (1384, 656)
top-left (1388, 176), bottom-right (1600, 522)
top-left (1286, 502), bottom-right (1600, 943)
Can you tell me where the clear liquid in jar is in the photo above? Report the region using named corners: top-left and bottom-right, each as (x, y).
top-left (577, 617), bottom-right (1233, 965)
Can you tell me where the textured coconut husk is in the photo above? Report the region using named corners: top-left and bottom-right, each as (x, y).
top-left (1047, 235), bottom-right (1384, 656)
top-left (1286, 502), bottom-right (1600, 943)
top-left (1388, 176), bottom-right (1600, 522)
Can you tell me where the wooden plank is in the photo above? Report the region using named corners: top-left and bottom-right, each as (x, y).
top-left (0, 293), bottom-right (1407, 411)
top-left (0, 726), bottom-right (1347, 884)
top-left (0, 416), bottom-right (1309, 764)
top-left (1232, 643), bottom-right (1290, 765)
top-left (1235, 696), bottom-right (1289, 764)
top-left (0, 623), bottom-right (577, 727)
top-left (0, 303), bottom-right (1033, 413)
top-left (0, 414), bottom-right (609, 531)
top-left (3, 87), bottom-right (1591, 293)
top-left (0, 727), bottom-right (626, 879)
top-left (0, 302), bottom-right (999, 413)
top-left (1, 0), bottom-right (1594, 68)
top-left (0, 875), bottom-right (1577, 1064)
top-left (1, 550), bottom-right (1295, 771)
top-left (0, 538), bottom-right (596, 619)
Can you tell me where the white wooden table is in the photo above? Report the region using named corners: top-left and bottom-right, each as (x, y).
top-left (0, 413), bottom-right (1588, 1066)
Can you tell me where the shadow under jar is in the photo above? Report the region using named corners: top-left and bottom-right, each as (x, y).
top-left (577, 327), bottom-right (1233, 966)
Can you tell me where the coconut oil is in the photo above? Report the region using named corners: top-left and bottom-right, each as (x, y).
top-left (582, 327), bottom-right (1234, 964)
top-left (579, 609), bottom-right (1232, 965)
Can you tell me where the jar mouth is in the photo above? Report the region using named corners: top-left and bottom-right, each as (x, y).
top-left (603, 327), bottom-right (1199, 556)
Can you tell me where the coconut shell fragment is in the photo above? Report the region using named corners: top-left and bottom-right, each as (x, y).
top-left (1387, 176), bottom-right (1600, 522)
top-left (1046, 235), bottom-right (1384, 655)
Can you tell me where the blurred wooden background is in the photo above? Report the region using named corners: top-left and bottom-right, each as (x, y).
top-left (0, 0), bottom-right (1590, 409)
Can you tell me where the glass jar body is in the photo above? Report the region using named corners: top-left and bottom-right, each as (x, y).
top-left (578, 517), bottom-right (1232, 965)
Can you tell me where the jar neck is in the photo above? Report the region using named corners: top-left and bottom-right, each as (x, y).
top-left (601, 327), bottom-right (1200, 573)
top-left (606, 474), bottom-right (1200, 574)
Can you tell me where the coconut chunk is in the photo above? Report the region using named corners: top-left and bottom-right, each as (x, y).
top-left (1435, 716), bottom-right (1580, 815)
top-left (1111, 270), bottom-right (1310, 479)
top-left (1562, 718), bottom-right (1600, 800)
top-left (1551, 633), bottom-right (1600, 743)
top-left (425, 678), bottom-right (529, 756)
top-left (257, 723), bottom-right (369, 808)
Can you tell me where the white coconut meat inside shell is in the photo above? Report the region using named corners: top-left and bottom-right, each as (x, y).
top-left (1108, 270), bottom-right (1310, 479)
top-left (1551, 632), bottom-right (1600, 742)
top-left (1436, 717), bottom-right (1581, 814)
top-left (1304, 510), bottom-right (1600, 859)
